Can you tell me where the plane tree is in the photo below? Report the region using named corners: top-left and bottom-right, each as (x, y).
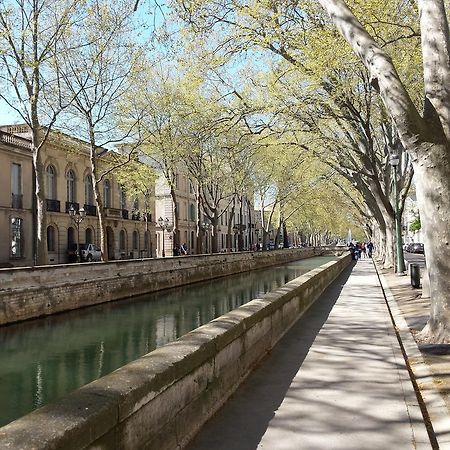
top-left (0, 0), bottom-right (81, 264)
top-left (317, 0), bottom-right (450, 341)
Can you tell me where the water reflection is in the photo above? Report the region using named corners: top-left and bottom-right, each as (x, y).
top-left (0, 256), bottom-right (335, 426)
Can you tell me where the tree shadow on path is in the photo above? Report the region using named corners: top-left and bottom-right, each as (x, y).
top-left (187, 264), bottom-right (354, 450)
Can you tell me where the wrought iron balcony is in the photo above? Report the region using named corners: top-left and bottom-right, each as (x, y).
top-left (131, 211), bottom-right (140, 221)
top-left (84, 204), bottom-right (97, 216)
top-left (104, 207), bottom-right (123, 218)
top-left (143, 212), bottom-right (152, 222)
top-left (11, 194), bottom-right (23, 209)
top-left (65, 201), bottom-right (79, 213)
top-left (46, 199), bottom-right (60, 212)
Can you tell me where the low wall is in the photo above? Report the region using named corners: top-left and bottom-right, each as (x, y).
top-left (0, 253), bottom-right (351, 450)
top-left (0, 248), bottom-right (324, 326)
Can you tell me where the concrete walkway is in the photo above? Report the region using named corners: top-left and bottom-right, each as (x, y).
top-left (188, 259), bottom-right (432, 450)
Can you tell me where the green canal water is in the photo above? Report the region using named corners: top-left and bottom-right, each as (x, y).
top-left (0, 256), bottom-right (336, 427)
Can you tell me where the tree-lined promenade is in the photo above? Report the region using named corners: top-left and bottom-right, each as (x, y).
top-left (1, 0), bottom-right (449, 342)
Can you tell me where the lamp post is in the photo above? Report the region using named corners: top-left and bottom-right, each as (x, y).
top-left (157, 217), bottom-right (172, 257)
top-left (202, 222), bottom-right (211, 253)
top-left (69, 205), bottom-right (86, 262)
top-left (389, 154), bottom-right (406, 274)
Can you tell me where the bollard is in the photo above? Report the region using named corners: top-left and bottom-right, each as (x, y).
top-left (410, 264), bottom-right (421, 288)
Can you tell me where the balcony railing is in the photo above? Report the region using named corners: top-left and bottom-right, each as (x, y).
top-left (11, 194), bottom-right (23, 209)
top-left (0, 130), bottom-right (31, 150)
top-left (65, 201), bottom-right (79, 213)
top-left (46, 199), bottom-right (60, 212)
top-left (84, 204), bottom-right (97, 216)
top-left (143, 212), bottom-right (152, 222)
top-left (122, 209), bottom-right (129, 220)
top-left (104, 207), bottom-right (123, 218)
top-left (131, 211), bottom-right (140, 221)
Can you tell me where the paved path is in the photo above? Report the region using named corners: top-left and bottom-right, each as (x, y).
top-left (188, 259), bottom-right (432, 449)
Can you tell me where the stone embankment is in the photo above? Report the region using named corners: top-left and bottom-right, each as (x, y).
top-left (0, 253), bottom-right (351, 450)
top-left (0, 248), bottom-right (326, 326)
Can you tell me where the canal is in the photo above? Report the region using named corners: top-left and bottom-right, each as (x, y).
top-left (0, 255), bottom-right (336, 427)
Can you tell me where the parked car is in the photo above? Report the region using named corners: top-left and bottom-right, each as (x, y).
top-left (67, 243), bottom-right (102, 262)
top-left (409, 243), bottom-right (424, 254)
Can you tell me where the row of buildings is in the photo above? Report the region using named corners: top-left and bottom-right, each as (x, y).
top-left (1, 125), bottom-right (273, 267)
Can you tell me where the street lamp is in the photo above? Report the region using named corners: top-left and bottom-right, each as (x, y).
top-left (389, 153), bottom-right (406, 274)
top-left (157, 217), bottom-right (172, 257)
top-left (69, 205), bottom-right (86, 262)
top-left (202, 221), bottom-right (211, 253)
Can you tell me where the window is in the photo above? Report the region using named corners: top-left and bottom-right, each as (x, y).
top-left (132, 231), bottom-right (139, 250)
top-left (132, 197), bottom-right (139, 211)
top-left (119, 187), bottom-right (126, 210)
top-left (85, 175), bottom-right (94, 205)
top-left (47, 226), bottom-right (55, 252)
top-left (103, 180), bottom-right (111, 208)
top-left (11, 163), bottom-right (22, 208)
top-left (120, 230), bottom-right (126, 251)
top-left (67, 170), bottom-right (76, 202)
top-left (11, 163), bottom-right (22, 195)
top-left (10, 217), bottom-right (23, 258)
top-left (189, 179), bottom-right (194, 194)
top-left (68, 227), bottom-right (75, 246)
top-left (144, 231), bottom-right (149, 250)
top-left (46, 165), bottom-right (56, 200)
top-left (85, 228), bottom-right (93, 244)
top-left (189, 203), bottom-right (196, 221)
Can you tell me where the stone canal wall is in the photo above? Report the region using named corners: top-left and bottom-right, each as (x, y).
top-left (0, 254), bottom-right (351, 450)
top-left (0, 248), bottom-right (326, 326)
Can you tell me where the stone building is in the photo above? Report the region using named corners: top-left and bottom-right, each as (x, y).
top-left (155, 167), bottom-right (257, 255)
top-left (155, 169), bottom-right (198, 257)
top-left (0, 125), bottom-right (155, 266)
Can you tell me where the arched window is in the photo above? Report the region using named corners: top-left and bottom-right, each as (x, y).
top-left (66, 169), bottom-right (76, 203)
top-left (85, 227), bottom-right (93, 244)
top-left (46, 165), bottom-right (56, 200)
top-left (133, 230), bottom-right (139, 250)
top-left (47, 225), bottom-right (55, 252)
top-left (120, 230), bottom-right (126, 251)
top-left (85, 175), bottom-right (94, 205)
top-left (103, 180), bottom-right (111, 208)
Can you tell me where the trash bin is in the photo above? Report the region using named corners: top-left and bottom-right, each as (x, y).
top-left (410, 264), bottom-right (421, 288)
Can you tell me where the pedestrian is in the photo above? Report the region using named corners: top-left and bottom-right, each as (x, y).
top-left (180, 243), bottom-right (188, 255)
top-left (367, 241), bottom-right (374, 258)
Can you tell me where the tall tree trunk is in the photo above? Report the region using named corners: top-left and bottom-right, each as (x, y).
top-left (31, 140), bottom-right (47, 265)
top-left (211, 213), bottom-right (219, 253)
top-left (170, 185), bottom-right (179, 250)
top-left (319, 0), bottom-right (450, 342)
top-left (226, 198), bottom-right (236, 252)
top-left (195, 189), bottom-right (203, 254)
top-left (415, 145), bottom-right (450, 341)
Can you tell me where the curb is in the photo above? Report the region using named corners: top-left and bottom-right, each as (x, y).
top-left (375, 263), bottom-right (450, 449)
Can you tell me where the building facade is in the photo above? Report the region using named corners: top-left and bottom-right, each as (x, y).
top-left (0, 125), bottom-right (155, 266)
top-left (155, 167), bottom-right (257, 255)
